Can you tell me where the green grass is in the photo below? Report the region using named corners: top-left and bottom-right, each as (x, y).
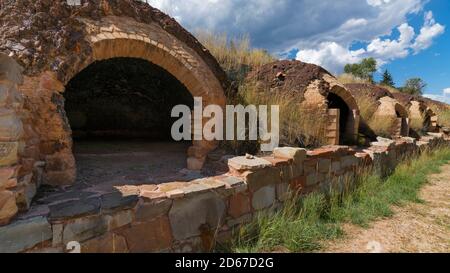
top-left (221, 146), bottom-right (450, 253)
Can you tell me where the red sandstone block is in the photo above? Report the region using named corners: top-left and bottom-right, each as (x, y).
top-left (304, 159), bottom-right (318, 173)
top-left (118, 216), bottom-right (173, 253)
top-left (307, 148), bottom-right (335, 158)
top-left (355, 152), bottom-right (373, 165)
top-left (289, 176), bottom-right (306, 192)
top-left (261, 156), bottom-right (291, 167)
top-left (243, 167), bottom-right (281, 192)
top-left (228, 193), bottom-right (251, 218)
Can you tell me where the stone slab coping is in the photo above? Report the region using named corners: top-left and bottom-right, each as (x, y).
top-left (10, 174), bottom-right (246, 225)
top-left (228, 156), bottom-right (272, 171)
top-left (1, 133), bottom-right (446, 253)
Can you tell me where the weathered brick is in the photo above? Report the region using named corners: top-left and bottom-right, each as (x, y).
top-left (251, 185), bottom-right (275, 211)
top-left (331, 160), bottom-right (341, 173)
top-left (0, 216), bottom-right (52, 253)
top-left (119, 216), bottom-right (173, 253)
top-left (341, 155), bottom-right (358, 168)
top-left (318, 159), bottom-right (331, 173)
top-left (62, 215), bottom-right (108, 244)
top-left (228, 193), bottom-right (250, 218)
top-left (135, 198), bottom-right (172, 222)
top-left (168, 192), bottom-right (226, 241)
top-left (290, 176), bottom-right (306, 192)
top-left (81, 232), bottom-right (128, 253)
top-left (304, 159), bottom-right (318, 173)
top-left (243, 167), bottom-right (281, 192)
top-left (306, 173), bottom-right (318, 187)
top-left (273, 147), bottom-right (306, 163)
top-left (228, 156), bottom-right (272, 172)
top-left (276, 183), bottom-right (290, 201)
top-left (262, 156), bottom-right (291, 167)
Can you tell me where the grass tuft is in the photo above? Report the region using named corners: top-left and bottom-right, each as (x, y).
top-left (195, 31), bottom-right (275, 83)
top-left (221, 146), bottom-right (450, 253)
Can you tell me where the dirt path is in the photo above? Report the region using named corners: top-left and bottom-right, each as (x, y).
top-left (322, 164), bottom-right (450, 253)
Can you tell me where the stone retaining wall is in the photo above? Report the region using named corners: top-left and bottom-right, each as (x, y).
top-left (0, 133), bottom-right (447, 253)
top-left (0, 53), bottom-right (31, 226)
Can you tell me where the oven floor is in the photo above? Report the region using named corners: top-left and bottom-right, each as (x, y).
top-left (28, 140), bottom-right (230, 211)
top-left (72, 140), bottom-right (196, 189)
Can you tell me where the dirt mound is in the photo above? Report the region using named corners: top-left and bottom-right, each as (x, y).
top-left (345, 83), bottom-right (394, 101)
top-left (391, 92), bottom-right (421, 107)
top-left (422, 97), bottom-right (450, 111)
top-left (246, 60), bottom-right (333, 100)
top-left (0, 0), bottom-right (228, 89)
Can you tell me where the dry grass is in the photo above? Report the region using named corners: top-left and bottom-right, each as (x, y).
top-left (324, 163), bottom-right (450, 253)
top-left (410, 116), bottom-right (425, 132)
top-left (337, 73), bottom-right (371, 85)
top-left (195, 31), bottom-right (275, 83)
top-left (238, 82), bottom-right (328, 148)
top-left (197, 31), bottom-right (326, 153)
top-left (352, 89), bottom-right (398, 137)
top-left (380, 85), bottom-right (401, 94)
top-left (222, 146), bottom-right (450, 253)
top-left (437, 110), bottom-right (450, 127)
top-left (355, 95), bottom-right (378, 122)
top-left (367, 115), bottom-right (398, 138)
top-left (427, 105), bottom-right (450, 128)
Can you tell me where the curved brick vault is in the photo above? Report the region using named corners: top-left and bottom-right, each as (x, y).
top-left (346, 84), bottom-right (410, 138)
top-left (0, 0), bottom-right (228, 210)
top-left (247, 60), bottom-right (360, 145)
top-left (392, 92), bottom-right (439, 132)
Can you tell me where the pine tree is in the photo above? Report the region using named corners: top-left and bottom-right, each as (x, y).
top-left (380, 69), bottom-right (395, 87)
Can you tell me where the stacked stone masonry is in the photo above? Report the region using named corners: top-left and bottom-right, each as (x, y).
top-left (1, 0), bottom-right (450, 253)
top-left (0, 0), bottom-right (229, 221)
top-left (0, 133), bottom-right (448, 253)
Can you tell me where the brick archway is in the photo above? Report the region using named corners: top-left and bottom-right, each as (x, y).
top-left (395, 102), bottom-right (410, 137)
top-left (327, 86), bottom-right (360, 144)
top-left (395, 103), bottom-right (408, 118)
top-left (424, 107), bottom-right (438, 132)
top-left (329, 86), bottom-right (359, 113)
top-left (14, 15), bottom-right (227, 187)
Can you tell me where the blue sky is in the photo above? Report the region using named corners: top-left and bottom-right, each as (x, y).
top-left (381, 0), bottom-right (450, 101)
top-left (148, 0), bottom-right (449, 103)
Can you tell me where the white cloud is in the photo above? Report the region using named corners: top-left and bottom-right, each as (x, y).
top-left (297, 9), bottom-right (444, 73)
top-left (341, 18), bottom-right (369, 29)
top-left (367, 0), bottom-right (392, 7)
top-left (412, 11), bottom-right (445, 53)
top-left (366, 23), bottom-right (415, 60)
top-left (148, 0), bottom-right (424, 50)
top-left (146, 0), bottom-right (444, 74)
top-left (423, 88), bottom-right (450, 104)
top-left (423, 94), bottom-right (450, 104)
top-left (297, 42), bottom-right (365, 73)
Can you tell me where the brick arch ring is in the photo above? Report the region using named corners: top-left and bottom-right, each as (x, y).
top-left (329, 85), bottom-right (361, 141)
top-left (395, 103), bottom-right (409, 118)
top-left (329, 85), bottom-right (360, 114)
top-left (17, 17), bottom-right (228, 186)
top-left (62, 32), bottom-right (227, 172)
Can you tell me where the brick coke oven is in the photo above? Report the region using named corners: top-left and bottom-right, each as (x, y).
top-left (0, 0), bottom-right (227, 225)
